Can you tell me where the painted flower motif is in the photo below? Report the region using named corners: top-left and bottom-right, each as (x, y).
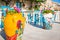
top-left (17, 20), bottom-right (21, 29)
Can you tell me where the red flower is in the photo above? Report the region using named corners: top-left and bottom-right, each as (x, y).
top-left (17, 20), bottom-right (21, 29)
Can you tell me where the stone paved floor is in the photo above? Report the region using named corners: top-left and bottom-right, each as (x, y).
top-left (0, 23), bottom-right (60, 40)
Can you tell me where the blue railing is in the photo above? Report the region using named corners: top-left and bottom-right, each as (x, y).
top-left (22, 10), bottom-right (55, 30)
top-left (0, 10), bottom-right (56, 30)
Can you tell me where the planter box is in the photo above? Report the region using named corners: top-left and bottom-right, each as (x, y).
top-left (43, 13), bottom-right (54, 30)
top-left (43, 13), bottom-right (54, 22)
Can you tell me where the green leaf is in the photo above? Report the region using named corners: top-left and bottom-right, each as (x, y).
top-left (42, 10), bottom-right (54, 14)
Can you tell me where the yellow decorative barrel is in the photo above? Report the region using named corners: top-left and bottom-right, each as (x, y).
top-left (4, 10), bottom-right (26, 40)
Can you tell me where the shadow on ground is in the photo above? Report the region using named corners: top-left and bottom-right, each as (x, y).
top-left (0, 29), bottom-right (6, 40)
